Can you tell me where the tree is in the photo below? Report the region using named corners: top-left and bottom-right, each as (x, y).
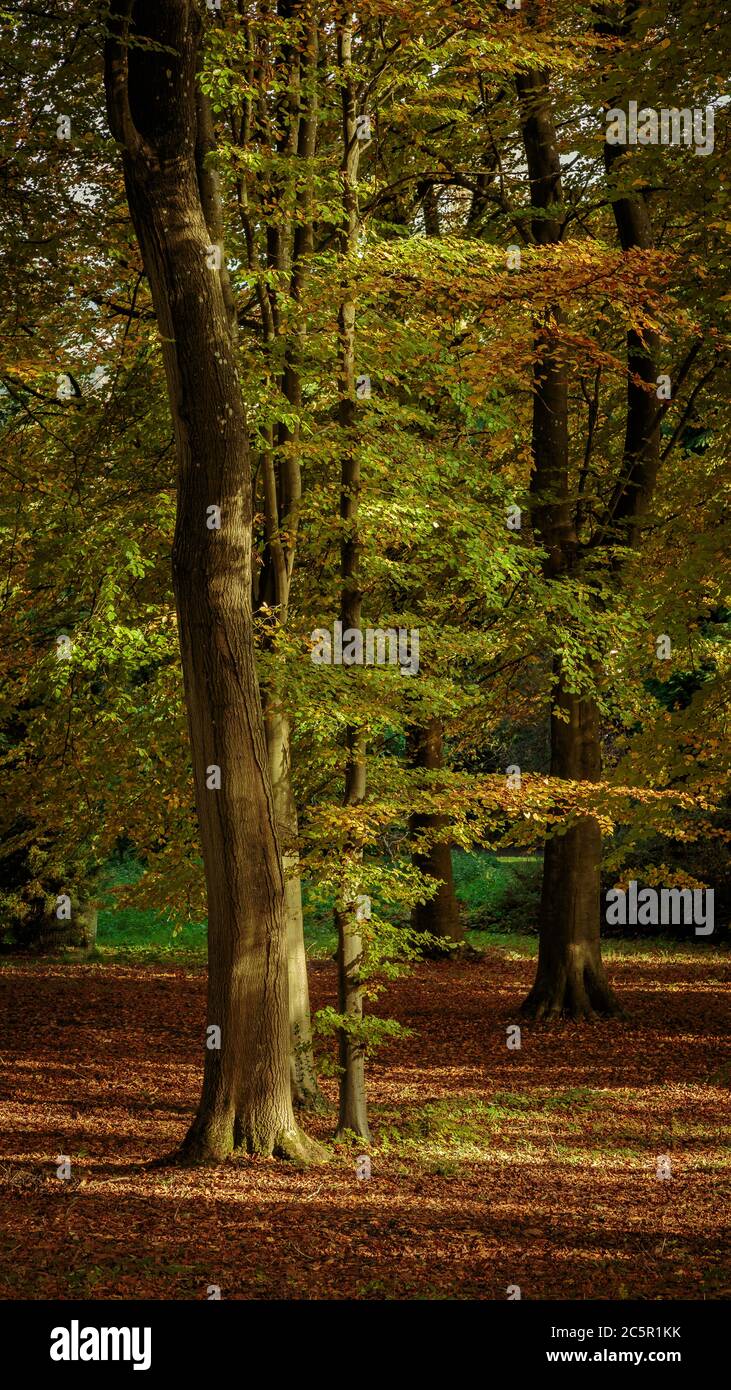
top-left (103, 0), bottom-right (319, 1163)
top-left (514, 1), bottom-right (727, 1016)
top-left (213, 0), bottom-right (324, 1110)
top-left (3, 0), bottom-right (726, 1106)
top-left (408, 719), bottom-right (463, 950)
top-left (515, 66), bottom-right (620, 1020)
top-left (332, 14), bottom-right (370, 1141)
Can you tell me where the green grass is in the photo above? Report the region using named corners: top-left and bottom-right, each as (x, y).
top-left (98, 904), bottom-right (208, 957)
top-left (372, 1087), bottom-right (603, 1161)
top-left (92, 852), bottom-right (727, 964)
top-left (95, 860), bottom-right (340, 962)
top-left (96, 859), bottom-right (207, 961)
top-left (453, 849), bottom-right (541, 933)
top-left (95, 851), bottom-right (540, 961)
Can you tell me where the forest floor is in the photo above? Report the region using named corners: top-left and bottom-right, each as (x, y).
top-left (1, 944), bottom-right (730, 1300)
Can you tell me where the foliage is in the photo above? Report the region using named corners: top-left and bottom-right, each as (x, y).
top-left (0, 0), bottom-right (728, 1005)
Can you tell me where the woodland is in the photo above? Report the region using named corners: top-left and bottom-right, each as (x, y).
top-left (0, 0), bottom-right (729, 1303)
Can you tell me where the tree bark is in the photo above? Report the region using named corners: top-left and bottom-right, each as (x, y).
top-left (517, 67), bottom-right (619, 1019)
top-left (252, 4), bottom-right (323, 1109)
top-left (407, 165), bottom-right (462, 955)
top-left (526, 72), bottom-right (659, 1023)
top-left (408, 719), bottom-right (463, 950)
top-left (264, 702), bottom-right (321, 1110)
top-left (333, 17), bottom-right (370, 1142)
top-left (602, 144), bottom-right (660, 549)
top-left (521, 672), bottom-right (619, 1019)
top-left (104, 0), bottom-right (320, 1163)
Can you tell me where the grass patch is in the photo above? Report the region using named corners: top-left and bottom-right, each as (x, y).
top-left (88, 853), bottom-right (729, 965)
top-left (373, 1088), bottom-right (602, 1161)
top-left (97, 859), bottom-right (207, 959)
top-left (453, 850), bottom-right (541, 934)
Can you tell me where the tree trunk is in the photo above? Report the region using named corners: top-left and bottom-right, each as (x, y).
top-left (104, 0), bottom-right (319, 1164)
top-left (603, 143), bottom-right (660, 548)
top-left (521, 672), bottom-right (620, 1020)
top-left (406, 182), bottom-right (461, 954)
top-left (516, 68), bottom-right (618, 1018)
top-left (524, 75), bottom-right (657, 1022)
top-left (333, 18), bottom-right (370, 1142)
top-left (335, 873), bottom-right (370, 1140)
top-left (252, 5), bottom-right (323, 1110)
top-left (264, 701), bottom-right (322, 1110)
top-left (408, 719), bottom-right (463, 951)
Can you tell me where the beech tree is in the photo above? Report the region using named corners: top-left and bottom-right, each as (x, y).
top-left (2, 1), bottom-right (727, 1156)
top-left (103, 0), bottom-right (319, 1162)
top-left (332, 15), bottom-right (370, 1140)
top-left (408, 719), bottom-right (463, 950)
top-left (512, 2), bottom-right (727, 1016)
top-left (220, 0), bottom-right (323, 1111)
top-left (515, 66), bottom-right (619, 1020)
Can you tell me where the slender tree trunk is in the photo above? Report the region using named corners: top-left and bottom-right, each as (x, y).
top-left (516, 68), bottom-right (619, 1019)
top-left (264, 702), bottom-right (321, 1109)
top-left (408, 719), bottom-right (463, 950)
top-left (374, 146), bottom-right (478, 959)
top-left (407, 175), bottom-right (462, 954)
top-left (104, 0), bottom-right (320, 1163)
top-left (333, 18), bottom-right (370, 1142)
top-left (252, 4), bottom-right (323, 1109)
top-left (603, 144), bottom-right (660, 548)
top-left (334, 748), bottom-right (370, 1140)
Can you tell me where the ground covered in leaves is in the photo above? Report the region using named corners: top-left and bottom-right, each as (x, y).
top-left (1, 947), bottom-right (729, 1300)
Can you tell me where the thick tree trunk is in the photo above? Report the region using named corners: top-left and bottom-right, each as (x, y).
top-left (516, 68), bottom-right (618, 1017)
top-left (264, 701), bottom-right (322, 1110)
top-left (523, 87), bottom-right (657, 1022)
top-left (408, 719), bottom-right (463, 951)
top-left (528, 34), bottom-right (662, 1021)
top-left (104, 1), bottom-right (319, 1164)
top-left (521, 673), bottom-right (621, 1020)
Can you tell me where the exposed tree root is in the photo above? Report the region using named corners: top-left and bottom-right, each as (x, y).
top-left (521, 968), bottom-right (626, 1022)
top-left (271, 1128), bottom-right (329, 1165)
top-left (165, 1122), bottom-right (328, 1168)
